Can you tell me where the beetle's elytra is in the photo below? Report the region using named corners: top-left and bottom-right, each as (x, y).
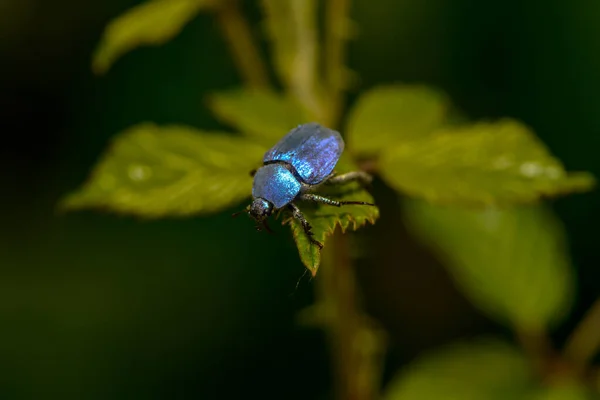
top-left (237, 122), bottom-right (374, 249)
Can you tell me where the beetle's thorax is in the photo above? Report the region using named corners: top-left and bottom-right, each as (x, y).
top-left (252, 163), bottom-right (302, 209)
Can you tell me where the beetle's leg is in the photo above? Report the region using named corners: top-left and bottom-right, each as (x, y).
top-left (322, 171), bottom-right (336, 181)
top-left (299, 193), bottom-right (375, 207)
top-left (249, 168), bottom-right (257, 177)
top-left (324, 171), bottom-right (372, 186)
top-left (288, 203), bottom-right (323, 249)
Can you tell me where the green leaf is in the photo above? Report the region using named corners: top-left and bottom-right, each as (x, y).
top-left (60, 123), bottom-right (266, 217)
top-left (92, 0), bottom-right (215, 74)
top-left (206, 88), bottom-right (311, 145)
top-left (380, 119), bottom-right (595, 205)
top-left (383, 338), bottom-right (532, 400)
top-left (345, 84), bottom-right (451, 157)
top-left (283, 156), bottom-right (379, 275)
top-left (403, 200), bottom-right (575, 329)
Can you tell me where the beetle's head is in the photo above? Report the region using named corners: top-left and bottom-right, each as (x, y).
top-left (249, 197), bottom-right (273, 222)
top-left (232, 197), bottom-right (274, 233)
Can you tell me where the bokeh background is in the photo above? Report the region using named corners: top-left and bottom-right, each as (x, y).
top-left (1, 0), bottom-right (599, 398)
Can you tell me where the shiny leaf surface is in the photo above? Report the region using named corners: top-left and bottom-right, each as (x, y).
top-left (380, 119), bottom-right (595, 205)
top-left (61, 123), bottom-right (265, 217)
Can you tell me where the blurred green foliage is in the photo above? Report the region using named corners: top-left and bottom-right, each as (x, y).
top-left (383, 339), bottom-right (595, 400)
top-left (3, 0), bottom-right (600, 399)
top-left (404, 201), bottom-right (574, 330)
top-left (206, 89), bottom-right (309, 144)
top-left (60, 0), bottom-right (599, 398)
top-left (346, 85), bottom-right (451, 157)
top-left (92, 0), bottom-right (216, 74)
top-left (383, 339), bottom-right (534, 400)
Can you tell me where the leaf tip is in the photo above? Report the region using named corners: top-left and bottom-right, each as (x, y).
top-left (56, 191), bottom-right (87, 214)
top-left (91, 55), bottom-right (110, 76)
top-left (573, 171), bottom-right (597, 191)
top-left (90, 32), bottom-right (119, 76)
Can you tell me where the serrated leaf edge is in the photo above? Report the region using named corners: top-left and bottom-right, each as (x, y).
top-left (283, 206), bottom-right (379, 275)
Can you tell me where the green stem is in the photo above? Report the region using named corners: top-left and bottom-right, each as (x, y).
top-left (563, 297), bottom-right (600, 370)
top-left (324, 0), bottom-right (351, 127)
top-left (288, 0), bottom-right (324, 122)
top-left (515, 327), bottom-right (555, 379)
top-left (319, 233), bottom-right (385, 400)
top-left (215, 0), bottom-right (270, 89)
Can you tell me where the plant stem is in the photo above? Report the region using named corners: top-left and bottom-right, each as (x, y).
top-left (515, 327), bottom-right (554, 379)
top-left (324, 0), bottom-right (351, 127)
top-left (288, 0), bottom-right (324, 122)
top-left (319, 233), bottom-right (385, 400)
top-left (564, 297), bottom-right (600, 370)
top-left (215, 0), bottom-right (270, 89)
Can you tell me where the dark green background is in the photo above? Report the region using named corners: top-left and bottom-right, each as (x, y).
top-left (1, 0), bottom-right (599, 398)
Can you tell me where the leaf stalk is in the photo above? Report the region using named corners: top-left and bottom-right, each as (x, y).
top-left (319, 233), bottom-right (385, 400)
top-left (215, 0), bottom-right (270, 89)
top-left (324, 0), bottom-right (352, 127)
top-left (564, 297), bottom-right (600, 370)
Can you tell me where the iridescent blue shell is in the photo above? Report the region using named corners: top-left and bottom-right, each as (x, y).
top-left (263, 123), bottom-right (344, 185)
top-left (252, 164), bottom-right (301, 209)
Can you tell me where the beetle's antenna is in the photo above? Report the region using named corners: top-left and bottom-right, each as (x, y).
top-left (262, 219), bottom-right (274, 234)
top-left (232, 207), bottom-right (249, 218)
top-left (254, 220), bottom-right (274, 234)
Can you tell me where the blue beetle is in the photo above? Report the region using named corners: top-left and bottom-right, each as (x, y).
top-left (238, 122), bottom-right (374, 249)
